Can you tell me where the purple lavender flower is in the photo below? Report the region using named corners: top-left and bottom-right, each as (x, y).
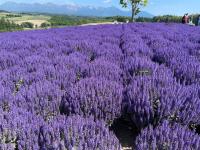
top-left (39, 115), bottom-right (122, 150)
top-left (62, 77), bottom-right (123, 123)
top-left (135, 120), bottom-right (200, 150)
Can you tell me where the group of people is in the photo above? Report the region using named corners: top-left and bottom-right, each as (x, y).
top-left (182, 13), bottom-right (200, 26)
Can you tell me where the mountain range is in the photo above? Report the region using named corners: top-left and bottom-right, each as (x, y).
top-left (0, 2), bottom-right (154, 17)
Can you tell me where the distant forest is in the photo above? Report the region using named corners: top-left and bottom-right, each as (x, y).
top-left (110, 14), bottom-right (200, 25)
top-left (48, 14), bottom-right (200, 26)
top-left (0, 13), bottom-right (199, 32)
top-left (48, 15), bottom-right (111, 26)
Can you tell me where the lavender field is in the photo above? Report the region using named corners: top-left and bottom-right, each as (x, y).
top-left (0, 23), bottom-right (200, 150)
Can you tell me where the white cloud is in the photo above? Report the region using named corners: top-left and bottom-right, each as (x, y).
top-left (103, 0), bottom-right (112, 3)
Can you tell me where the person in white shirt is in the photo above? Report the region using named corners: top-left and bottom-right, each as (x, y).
top-left (188, 16), bottom-right (195, 26)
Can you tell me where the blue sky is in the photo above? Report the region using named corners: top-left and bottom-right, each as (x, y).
top-left (0, 0), bottom-right (200, 15)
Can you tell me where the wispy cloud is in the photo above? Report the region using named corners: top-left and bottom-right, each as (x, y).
top-left (103, 0), bottom-right (112, 3)
top-left (150, 2), bottom-right (154, 5)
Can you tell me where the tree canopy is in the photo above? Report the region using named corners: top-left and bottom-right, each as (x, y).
top-left (120, 0), bottom-right (148, 22)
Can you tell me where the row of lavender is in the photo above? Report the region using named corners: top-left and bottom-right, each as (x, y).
top-left (0, 23), bottom-right (199, 149)
top-left (122, 23), bottom-right (200, 149)
top-left (0, 25), bottom-right (123, 150)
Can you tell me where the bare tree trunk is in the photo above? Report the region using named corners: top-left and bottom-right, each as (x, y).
top-left (131, 3), bottom-right (136, 22)
top-left (131, 4), bottom-right (134, 22)
top-left (131, 3), bottom-right (134, 22)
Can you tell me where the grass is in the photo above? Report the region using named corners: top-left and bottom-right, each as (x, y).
top-left (8, 14), bottom-right (50, 22)
top-left (0, 12), bottom-right (50, 28)
top-left (0, 12), bottom-right (10, 17)
top-left (16, 20), bottom-right (48, 27)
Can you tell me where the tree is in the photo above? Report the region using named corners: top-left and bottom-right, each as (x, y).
top-left (21, 22), bottom-right (34, 28)
top-left (0, 17), bottom-right (23, 32)
top-left (120, 0), bottom-right (148, 22)
top-left (40, 22), bottom-right (50, 28)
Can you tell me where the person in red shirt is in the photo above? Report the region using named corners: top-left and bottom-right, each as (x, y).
top-left (185, 13), bottom-right (189, 23)
top-left (182, 14), bottom-right (186, 24)
top-left (182, 13), bottom-right (189, 24)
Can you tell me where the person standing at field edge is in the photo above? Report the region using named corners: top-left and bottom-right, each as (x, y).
top-left (182, 13), bottom-right (189, 24)
top-left (198, 15), bottom-right (200, 26)
top-left (188, 15), bottom-right (195, 26)
top-left (182, 14), bottom-right (186, 24)
top-left (185, 13), bottom-right (190, 24)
